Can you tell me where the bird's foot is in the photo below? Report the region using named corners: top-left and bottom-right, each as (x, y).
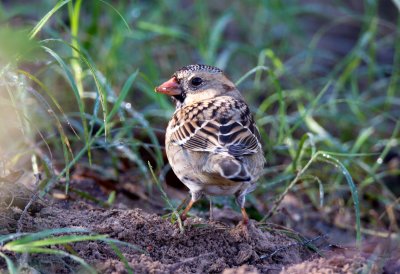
top-left (180, 213), bottom-right (187, 222)
top-left (237, 219), bottom-right (250, 241)
top-left (238, 207), bottom-right (251, 240)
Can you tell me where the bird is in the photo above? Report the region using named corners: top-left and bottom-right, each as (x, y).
top-left (155, 64), bottom-right (265, 225)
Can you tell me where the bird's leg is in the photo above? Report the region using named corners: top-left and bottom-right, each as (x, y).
top-left (180, 200), bottom-right (195, 221)
top-left (180, 191), bottom-right (202, 221)
top-left (236, 192), bottom-right (251, 240)
top-left (177, 194), bottom-right (190, 211)
top-left (209, 196), bottom-right (214, 221)
top-left (241, 207), bottom-right (249, 225)
top-left (236, 192), bottom-right (249, 226)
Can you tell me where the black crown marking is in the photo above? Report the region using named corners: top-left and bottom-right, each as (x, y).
top-left (174, 64), bottom-right (223, 78)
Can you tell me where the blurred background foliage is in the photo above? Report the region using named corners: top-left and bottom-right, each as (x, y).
top-left (0, 0), bottom-right (399, 245)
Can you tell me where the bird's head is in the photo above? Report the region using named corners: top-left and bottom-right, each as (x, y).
top-left (155, 64), bottom-right (241, 107)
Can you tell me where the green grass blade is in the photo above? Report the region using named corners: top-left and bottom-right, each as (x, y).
top-left (42, 69), bottom-right (140, 194)
top-left (107, 242), bottom-right (134, 274)
top-left (289, 80), bottom-right (332, 135)
top-left (350, 127), bottom-right (374, 154)
top-left (137, 21), bottom-right (186, 38)
top-left (0, 233), bottom-right (27, 244)
top-left (148, 162), bottom-right (174, 211)
top-left (17, 69), bottom-right (79, 138)
top-left (68, 0), bottom-right (84, 103)
top-left (263, 151), bottom-right (361, 247)
top-left (107, 70), bottom-right (139, 121)
top-left (207, 13), bottom-right (231, 63)
top-left (4, 228), bottom-right (89, 247)
top-left (7, 235), bottom-right (107, 249)
top-left (9, 247), bottom-right (96, 274)
top-left (148, 162), bottom-right (184, 231)
top-left (0, 252), bottom-right (18, 274)
top-left (235, 66), bottom-right (269, 86)
top-left (255, 49), bottom-right (284, 88)
top-left (29, 0), bottom-right (71, 39)
top-left (371, 120), bottom-right (400, 173)
top-left (106, 191), bottom-right (116, 206)
top-left (97, 0), bottom-right (131, 31)
top-left (301, 175), bottom-right (324, 207)
top-left (42, 45), bottom-right (89, 153)
top-left (317, 152), bottom-right (361, 246)
top-left (65, 41), bottom-right (110, 139)
top-left (292, 133), bottom-right (316, 172)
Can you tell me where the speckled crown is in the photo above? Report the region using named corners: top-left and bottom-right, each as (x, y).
top-left (174, 64), bottom-right (223, 78)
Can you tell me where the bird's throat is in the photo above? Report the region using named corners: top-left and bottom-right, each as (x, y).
top-left (173, 92), bottom-right (186, 105)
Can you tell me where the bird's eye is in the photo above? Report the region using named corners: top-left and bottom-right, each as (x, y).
top-left (190, 77), bottom-right (203, 87)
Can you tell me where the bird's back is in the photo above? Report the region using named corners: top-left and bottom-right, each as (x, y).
top-left (166, 96), bottom-right (265, 196)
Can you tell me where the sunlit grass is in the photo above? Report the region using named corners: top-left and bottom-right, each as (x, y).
top-left (0, 228), bottom-right (142, 273)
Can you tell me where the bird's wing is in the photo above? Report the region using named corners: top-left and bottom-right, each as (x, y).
top-left (169, 100), bottom-right (262, 157)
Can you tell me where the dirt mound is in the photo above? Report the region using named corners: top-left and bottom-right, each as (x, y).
top-left (15, 201), bottom-right (311, 273)
top-left (5, 178), bottom-right (399, 273)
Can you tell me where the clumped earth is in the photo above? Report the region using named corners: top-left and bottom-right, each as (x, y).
top-left (20, 205), bottom-right (310, 273)
top-left (0, 176), bottom-right (397, 273)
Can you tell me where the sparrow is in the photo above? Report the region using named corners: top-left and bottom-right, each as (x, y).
top-left (155, 64), bottom-right (265, 225)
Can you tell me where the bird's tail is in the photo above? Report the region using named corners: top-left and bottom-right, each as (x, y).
top-left (203, 153), bottom-right (251, 182)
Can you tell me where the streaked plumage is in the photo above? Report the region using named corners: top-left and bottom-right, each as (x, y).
top-left (155, 64), bottom-right (265, 224)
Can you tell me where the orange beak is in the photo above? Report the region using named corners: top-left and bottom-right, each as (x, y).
top-left (155, 77), bottom-right (182, 96)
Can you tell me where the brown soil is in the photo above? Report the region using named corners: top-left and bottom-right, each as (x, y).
top-left (3, 199), bottom-right (311, 273)
top-left (281, 254), bottom-right (366, 274)
top-left (1, 177), bottom-right (399, 273)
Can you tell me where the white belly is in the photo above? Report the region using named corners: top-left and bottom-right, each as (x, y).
top-left (182, 178), bottom-right (245, 196)
top-left (201, 184), bottom-right (243, 196)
